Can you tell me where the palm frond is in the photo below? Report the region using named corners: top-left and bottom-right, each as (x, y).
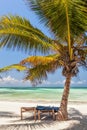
top-left (26, 0), bottom-right (87, 39)
top-left (0, 64), bottom-right (27, 72)
top-left (0, 15), bottom-right (52, 53)
top-left (50, 42), bottom-right (67, 54)
top-left (20, 54), bottom-right (60, 66)
top-left (23, 56), bottom-right (61, 85)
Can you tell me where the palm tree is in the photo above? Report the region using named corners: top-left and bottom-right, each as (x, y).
top-left (0, 0), bottom-right (87, 120)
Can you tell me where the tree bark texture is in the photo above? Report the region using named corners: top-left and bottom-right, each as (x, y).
top-left (57, 74), bottom-right (71, 121)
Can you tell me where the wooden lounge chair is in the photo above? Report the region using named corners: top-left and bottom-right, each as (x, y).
top-left (21, 107), bottom-right (37, 120)
top-left (36, 106), bottom-right (59, 120)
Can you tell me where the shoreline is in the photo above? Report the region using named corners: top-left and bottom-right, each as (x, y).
top-left (0, 99), bottom-right (87, 104)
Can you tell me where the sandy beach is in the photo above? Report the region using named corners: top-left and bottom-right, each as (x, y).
top-left (0, 101), bottom-right (87, 130)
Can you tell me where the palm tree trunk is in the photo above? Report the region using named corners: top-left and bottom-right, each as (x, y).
top-left (57, 74), bottom-right (71, 121)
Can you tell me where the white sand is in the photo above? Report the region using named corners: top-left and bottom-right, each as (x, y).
top-left (0, 101), bottom-right (87, 130)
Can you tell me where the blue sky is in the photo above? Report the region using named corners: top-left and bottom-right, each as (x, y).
top-left (0, 0), bottom-right (87, 87)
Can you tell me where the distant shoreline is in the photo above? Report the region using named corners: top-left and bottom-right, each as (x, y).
top-left (0, 86), bottom-right (87, 89)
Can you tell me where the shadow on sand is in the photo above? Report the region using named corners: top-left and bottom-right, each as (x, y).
top-left (67, 108), bottom-right (87, 130)
top-left (0, 111), bottom-right (19, 118)
top-left (0, 108), bottom-right (87, 130)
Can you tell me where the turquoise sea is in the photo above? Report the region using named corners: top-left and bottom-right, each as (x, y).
top-left (0, 87), bottom-right (87, 102)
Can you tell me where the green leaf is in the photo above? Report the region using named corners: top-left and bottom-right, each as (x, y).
top-left (27, 0), bottom-right (87, 39)
top-left (0, 64), bottom-right (27, 72)
top-left (0, 15), bottom-right (52, 53)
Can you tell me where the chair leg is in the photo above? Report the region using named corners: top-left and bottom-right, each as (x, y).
top-left (21, 108), bottom-right (23, 120)
top-left (34, 108), bottom-right (37, 121)
top-left (38, 110), bottom-right (41, 120)
top-left (52, 110), bottom-right (55, 120)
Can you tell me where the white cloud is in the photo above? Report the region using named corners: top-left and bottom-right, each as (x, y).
top-left (42, 80), bottom-right (51, 85)
top-left (76, 80), bottom-right (86, 85)
top-left (0, 76), bottom-right (31, 87)
top-left (54, 80), bottom-right (75, 85)
top-left (55, 81), bottom-right (64, 85)
top-left (0, 76), bottom-right (86, 87)
top-left (71, 80), bottom-right (75, 84)
top-left (55, 79), bottom-right (87, 85)
top-left (42, 79), bottom-right (87, 86)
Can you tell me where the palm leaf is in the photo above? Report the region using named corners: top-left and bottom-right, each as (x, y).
top-left (0, 64), bottom-right (27, 72)
top-left (26, 0), bottom-right (87, 60)
top-left (0, 15), bottom-right (52, 53)
top-left (20, 54), bottom-right (60, 66)
top-left (27, 0), bottom-right (87, 39)
top-left (23, 56), bottom-right (61, 85)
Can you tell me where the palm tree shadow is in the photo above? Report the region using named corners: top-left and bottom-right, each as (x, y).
top-left (67, 108), bottom-right (87, 130)
top-left (0, 122), bottom-right (54, 130)
top-left (0, 111), bottom-right (19, 118)
top-left (0, 113), bottom-right (56, 130)
top-left (0, 109), bottom-right (87, 130)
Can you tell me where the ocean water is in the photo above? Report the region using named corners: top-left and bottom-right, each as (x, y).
top-left (0, 87), bottom-right (87, 102)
